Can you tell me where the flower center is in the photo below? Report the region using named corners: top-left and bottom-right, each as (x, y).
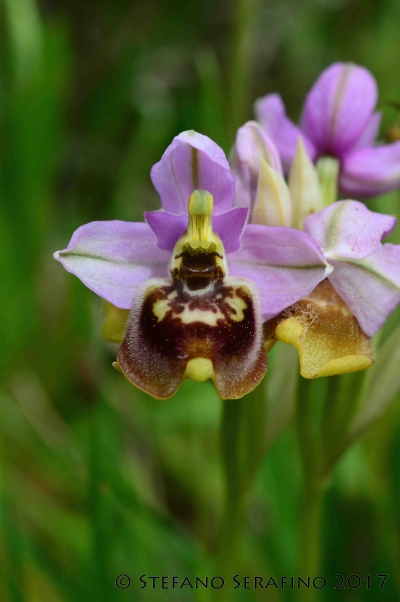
top-left (186, 189), bottom-right (215, 251)
top-left (169, 190), bottom-right (227, 292)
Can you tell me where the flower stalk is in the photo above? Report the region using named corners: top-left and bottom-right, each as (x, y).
top-left (216, 383), bottom-right (267, 599)
top-left (228, 0), bottom-right (259, 138)
top-left (296, 377), bottom-right (324, 601)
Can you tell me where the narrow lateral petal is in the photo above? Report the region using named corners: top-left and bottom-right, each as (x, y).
top-left (340, 141), bottom-right (400, 197)
top-left (255, 93), bottom-right (317, 172)
top-left (301, 63), bottom-right (378, 156)
top-left (327, 244), bottom-right (400, 337)
top-left (54, 221), bottom-right (170, 309)
top-left (304, 201), bottom-right (397, 260)
top-left (146, 208), bottom-right (248, 253)
top-left (150, 130), bottom-right (235, 215)
top-left (145, 211), bottom-right (187, 251)
top-left (213, 207), bottom-right (249, 253)
top-left (227, 224), bottom-right (332, 320)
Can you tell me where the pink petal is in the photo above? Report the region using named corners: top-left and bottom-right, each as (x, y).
top-left (304, 201), bottom-right (400, 335)
top-left (351, 112), bottom-right (382, 151)
top-left (150, 130), bottom-right (235, 215)
top-left (340, 141), bottom-right (400, 197)
top-left (54, 221), bottom-right (170, 309)
top-left (227, 224), bottom-right (332, 320)
top-left (328, 243), bottom-right (400, 337)
top-left (301, 63), bottom-right (378, 156)
top-left (304, 201), bottom-right (396, 260)
top-left (255, 93), bottom-right (317, 173)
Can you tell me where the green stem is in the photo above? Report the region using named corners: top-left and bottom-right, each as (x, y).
top-left (216, 400), bottom-right (245, 602)
top-left (296, 378), bottom-right (320, 482)
top-left (228, 0), bottom-right (258, 139)
top-left (217, 489), bottom-right (246, 580)
top-left (216, 384), bottom-right (267, 601)
top-left (296, 377), bottom-right (325, 602)
top-left (298, 486), bottom-right (324, 590)
top-left (320, 367), bottom-right (377, 480)
top-left (320, 372), bottom-right (362, 463)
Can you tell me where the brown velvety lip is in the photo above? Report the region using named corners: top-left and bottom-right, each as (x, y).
top-left (117, 277), bottom-right (267, 399)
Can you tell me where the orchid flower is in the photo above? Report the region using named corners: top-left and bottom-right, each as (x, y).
top-left (273, 201), bottom-right (400, 378)
top-left (232, 128), bottom-right (400, 377)
top-left (54, 131), bottom-right (332, 399)
top-left (255, 62), bottom-right (400, 197)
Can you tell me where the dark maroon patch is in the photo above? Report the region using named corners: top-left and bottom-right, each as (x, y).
top-left (174, 251), bottom-right (224, 291)
top-left (117, 279), bottom-right (268, 399)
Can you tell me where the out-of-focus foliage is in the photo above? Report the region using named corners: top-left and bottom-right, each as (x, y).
top-left (0, 0), bottom-right (399, 600)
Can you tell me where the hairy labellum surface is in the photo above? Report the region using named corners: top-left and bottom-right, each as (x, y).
top-left (117, 276), bottom-right (267, 399)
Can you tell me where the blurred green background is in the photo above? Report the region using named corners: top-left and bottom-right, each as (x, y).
top-left (1, 0), bottom-right (400, 600)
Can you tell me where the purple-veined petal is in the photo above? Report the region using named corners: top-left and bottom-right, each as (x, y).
top-left (150, 130), bottom-right (235, 215)
top-left (227, 224), bottom-right (332, 320)
top-left (301, 63), bottom-right (378, 156)
top-left (304, 201), bottom-right (396, 260)
top-left (340, 141), bottom-right (400, 197)
top-left (54, 221), bottom-right (170, 309)
top-left (146, 207), bottom-right (249, 253)
top-left (255, 93), bottom-right (317, 173)
top-left (350, 112), bottom-right (382, 151)
top-left (230, 120), bottom-right (282, 209)
top-left (327, 244), bottom-right (400, 337)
